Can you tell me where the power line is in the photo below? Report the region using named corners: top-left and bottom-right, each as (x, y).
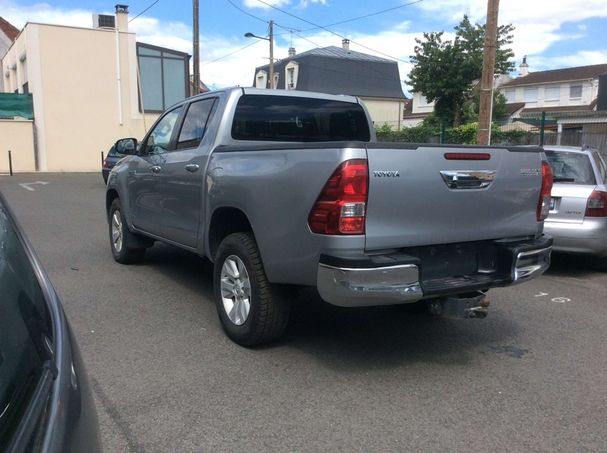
top-left (204, 39), bottom-right (263, 65)
top-left (300, 0), bottom-right (423, 32)
top-left (129, 0), bottom-right (160, 23)
top-left (254, 0), bottom-right (409, 63)
top-left (225, 0), bottom-right (269, 24)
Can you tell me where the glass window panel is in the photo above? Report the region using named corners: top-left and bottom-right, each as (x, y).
top-left (504, 88), bottom-right (515, 103)
top-left (138, 46), bottom-right (161, 56)
top-left (232, 95), bottom-right (370, 142)
top-left (142, 106), bottom-right (183, 155)
top-left (524, 87), bottom-right (538, 102)
top-left (545, 85), bottom-right (560, 101)
top-left (0, 205), bottom-right (51, 447)
top-left (139, 56), bottom-right (163, 111)
top-left (177, 99), bottom-right (216, 149)
top-left (545, 151), bottom-right (596, 185)
top-left (163, 58), bottom-right (186, 108)
top-left (570, 85), bottom-right (582, 98)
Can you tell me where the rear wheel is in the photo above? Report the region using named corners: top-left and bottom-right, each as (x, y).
top-left (214, 233), bottom-right (290, 346)
top-left (109, 199), bottom-right (146, 264)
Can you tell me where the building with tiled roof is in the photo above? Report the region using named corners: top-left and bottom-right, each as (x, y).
top-left (1, 16), bottom-right (20, 91)
top-left (499, 60), bottom-right (607, 119)
top-left (252, 39), bottom-right (407, 128)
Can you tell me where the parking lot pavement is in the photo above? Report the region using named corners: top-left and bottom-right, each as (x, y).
top-left (2, 172), bottom-right (607, 452)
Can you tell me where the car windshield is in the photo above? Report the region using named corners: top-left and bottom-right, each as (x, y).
top-left (545, 151), bottom-right (596, 185)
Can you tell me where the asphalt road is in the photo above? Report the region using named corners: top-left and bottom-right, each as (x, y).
top-left (1, 173), bottom-right (606, 453)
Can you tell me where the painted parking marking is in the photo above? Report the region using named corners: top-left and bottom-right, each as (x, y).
top-left (533, 292), bottom-right (572, 303)
top-left (551, 297), bottom-right (571, 303)
top-left (19, 181), bottom-right (49, 191)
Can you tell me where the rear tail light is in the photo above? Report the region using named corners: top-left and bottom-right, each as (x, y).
top-left (537, 161), bottom-right (553, 221)
top-left (585, 190), bottom-right (607, 217)
top-left (308, 159), bottom-right (368, 235)
top-left (103, 157), bottom-right (109, 168)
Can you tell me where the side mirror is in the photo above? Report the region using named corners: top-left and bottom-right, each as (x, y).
top-left (115, 138), bottom-right (138, 155)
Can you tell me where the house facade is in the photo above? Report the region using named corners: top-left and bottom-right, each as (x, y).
top-left (498, 61), bottom-right (607, 148)
top-left (499, 61), bottom-right (606, 121)
top-left (1, 5), bottom-right (190, 172)
top-left (252, 40), bottom-right (407, 129)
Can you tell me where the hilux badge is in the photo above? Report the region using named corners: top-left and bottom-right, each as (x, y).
top-left (520, 168), bottom-right (540, 176)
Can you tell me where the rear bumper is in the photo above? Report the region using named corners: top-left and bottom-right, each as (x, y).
top-left (317, 236), bottom-right (552, 307)
top-left (544, 217), bottom-right (607, 257)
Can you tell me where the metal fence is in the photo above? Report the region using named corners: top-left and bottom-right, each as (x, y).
top-left (377, 110), bottom-right (607, 159)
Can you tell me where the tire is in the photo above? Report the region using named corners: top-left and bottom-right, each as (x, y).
top-left (108, 198), bottom-right (146, 264)
top-left (214, 232), bottom-right (290, 346)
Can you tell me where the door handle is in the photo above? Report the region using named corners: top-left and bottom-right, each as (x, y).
top-left (185, 164), bottom-right (200, 173)
top-left (150, 165), bottom-right (162, 174)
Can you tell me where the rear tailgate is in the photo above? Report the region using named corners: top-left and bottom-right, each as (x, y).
top-left (364, 144), bottom-right (543, 251)
top-left (547, 183), bottom-right (595, 224)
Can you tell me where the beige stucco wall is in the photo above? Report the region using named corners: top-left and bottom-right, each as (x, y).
top-left (360, 97), bottom-right (405, 130)
top-left (0, 119), bottom-right (35, 172)
top-left (2, 22), bottom-right (159, 172)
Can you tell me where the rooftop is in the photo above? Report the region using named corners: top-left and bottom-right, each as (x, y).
top-left (502, 63), bottom-right (607, 87)
top-left (292, 46), bottom-right (393, 63)
top-left (0, 16), bottom-right (19, 42)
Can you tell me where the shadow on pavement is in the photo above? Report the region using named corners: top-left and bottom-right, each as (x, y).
top-left (546, 253), bottom-right (602, 278)
top-left (135, 242), bottom-right (522, 371)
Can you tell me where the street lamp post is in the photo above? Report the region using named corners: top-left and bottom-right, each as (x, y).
top-left (245, 20), bottom-right (274, 89)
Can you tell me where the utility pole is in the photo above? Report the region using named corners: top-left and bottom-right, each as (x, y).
top-left (192, 0), bottom-right (200, 96)
top-left (269, 20), bottom-right (274, 89)
top-left (477, 0), bottom-right (499, 145)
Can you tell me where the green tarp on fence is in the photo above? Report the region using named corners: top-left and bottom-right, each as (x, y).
top-left (0, 93), bottom-right (34, 119)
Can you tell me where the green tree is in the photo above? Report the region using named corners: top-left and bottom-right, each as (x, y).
top-left (463, 89), bottom-right (508, 124)
top-left (408, 15), bottom-right (515, 126)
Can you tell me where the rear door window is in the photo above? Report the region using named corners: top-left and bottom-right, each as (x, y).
top-left (0, 206), bottom-right (52, 447)
top-left (176, 98), bottom-right (217, 150)
top-left (231, 94), bottom-right (370, 142)
top-left (545, 151), bottom-right (596, 185)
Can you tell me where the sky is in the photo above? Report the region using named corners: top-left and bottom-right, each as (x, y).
top-left (2, 0), bottom-right (607, 94)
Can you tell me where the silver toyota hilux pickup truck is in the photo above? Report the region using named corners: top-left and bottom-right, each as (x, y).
top-left (106, 88), bottom-right (553, 346)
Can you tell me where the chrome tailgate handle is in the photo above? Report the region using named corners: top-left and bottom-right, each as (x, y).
top-left (440, 170), bottom-right (496, 189)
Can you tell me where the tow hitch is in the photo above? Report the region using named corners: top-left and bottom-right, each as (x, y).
top-left (427, 292), bottom-right (490, 319)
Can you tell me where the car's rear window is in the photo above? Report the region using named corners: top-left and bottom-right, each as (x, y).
top-left (545, 151), bottom-right (596, 185)
top-left (231, 94), bottom-right (371, 142)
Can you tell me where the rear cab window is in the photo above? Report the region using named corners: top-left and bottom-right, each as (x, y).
top-left (545, 151), bottom-right (596, 185)
top-left (231, 94), bottom-right (370, 142)
top-left (0, 205), bottom-right (53, 447)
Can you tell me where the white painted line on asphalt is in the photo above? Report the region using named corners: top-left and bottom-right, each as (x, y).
top-left (551, 297), bottom-right (571, 303)
top-left (534, 292), bottom-right (549, 297)
top-left (19, 181), bottom-right (49, 191)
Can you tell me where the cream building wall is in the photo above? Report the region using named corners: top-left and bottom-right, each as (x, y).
top-left (360, 97), bottom-right (405, 129)
top-left (0, 119), bottom-right (35, 172)
top-left (1, 18), bottom-right (159, 171)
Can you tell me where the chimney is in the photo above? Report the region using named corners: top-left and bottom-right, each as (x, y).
top-left (288, 47), bottom-right (296, 57)
top-left (342, 39), bottom-right (350, 51)
top-left (115, 4), bottom-right (129, 32)
top-left (518, 55), bottom-right (529, 77)
top-left (597, 74), bottom-right (607, 111)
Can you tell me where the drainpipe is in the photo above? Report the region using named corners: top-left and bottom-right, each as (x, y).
top-left (115, 5), bottom-right (129, 126)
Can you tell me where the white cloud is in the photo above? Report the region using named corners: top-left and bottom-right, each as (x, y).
top-left (244, 0), bottom-right (290, 9)
top-left (2, 0), bottom-right (606, 91)
top-left (532, 50), bottom-right (607, 70)
top-left (243, 0), bottom-right (326, 9)
top-left (416, 0), bottom-right (607, 65)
